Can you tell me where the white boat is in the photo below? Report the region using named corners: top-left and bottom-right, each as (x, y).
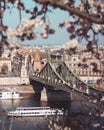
top-left (8, 106), bottom-right (64, 117)
top-left (0, 91), bottom-right (23, 100)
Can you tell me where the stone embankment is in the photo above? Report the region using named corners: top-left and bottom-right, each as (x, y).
top-left (0, 85), bottom-right (35, 94)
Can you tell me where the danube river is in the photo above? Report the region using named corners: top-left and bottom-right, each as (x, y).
top-left (0, 93), bottom-right (71, 130)
top-left (0, 93), bottom-right (103, 130)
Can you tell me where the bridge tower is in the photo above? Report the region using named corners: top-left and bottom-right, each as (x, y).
top-left (33, 52), bottom-right (41, 72)
top-left (20, 55), bottom-right (29, 85)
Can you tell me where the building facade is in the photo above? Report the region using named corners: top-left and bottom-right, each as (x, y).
top-left (67, 53), bottom-right (103, 84)
top-left (0, 56), bottom-right (29, 85)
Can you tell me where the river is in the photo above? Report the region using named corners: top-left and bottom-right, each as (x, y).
top-left (0, 93), bottom-right (104, 130)
top-left (0, 93), bottom-right (71, 130)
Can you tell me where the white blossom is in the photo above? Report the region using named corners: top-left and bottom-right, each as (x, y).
top-left (91, 7), bottom-right (98, 14)
top-left (62, 0), bottom-right (68, 4)
top-left (94, 24), bottom-right (101, 31)
top-left (78, 3), bottom-right (84, 11)
top-left (41, 32), bottom-right (48, 38)
top-left (6, 28), bottom-right (16, 39)
top-left (64, 39), bottom-right (79, 49)
top-left (101, 1), bottom-right (104, 8)
top-left (63, 21), bottom-right (71, 27)
top-left (88, 0), bottom-right (95, 5)
top-left (6, 18), bottom-right (44, 39)
top-left (14, 0), bottom-right (19, 4)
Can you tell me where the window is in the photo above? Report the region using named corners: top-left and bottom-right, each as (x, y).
top-left (73, 58), bottom-right (76, 61)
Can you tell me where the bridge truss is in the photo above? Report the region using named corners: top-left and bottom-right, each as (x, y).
top-left (30, 58), bottom-right (104, 100)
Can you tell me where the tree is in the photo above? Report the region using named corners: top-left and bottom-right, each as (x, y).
top-left (35, 0), bottom-right (104, 49)
top-left (0, 0), bottom-right (104, 55)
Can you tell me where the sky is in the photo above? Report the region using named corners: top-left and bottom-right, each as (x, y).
top-left (3, 0), bottom-right (70, 47)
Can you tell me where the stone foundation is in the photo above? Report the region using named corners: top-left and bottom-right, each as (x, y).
top-left (0, 85), bottom-right (35, 94)
top-left (0, 77), bottom-right (30, 85)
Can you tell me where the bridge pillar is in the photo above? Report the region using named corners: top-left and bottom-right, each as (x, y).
top-left (40, 87), bottom-right (48, 101)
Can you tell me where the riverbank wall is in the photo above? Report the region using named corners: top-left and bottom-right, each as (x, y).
top-left (0, 85), bottom-right (35, 94)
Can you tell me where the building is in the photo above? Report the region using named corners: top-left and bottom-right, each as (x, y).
top-left (0, 56), bottom-right (29, 85)
top-left (68, 53), bottom-right (102, 84)
top-left (0, 57), bottom-right (11, 74)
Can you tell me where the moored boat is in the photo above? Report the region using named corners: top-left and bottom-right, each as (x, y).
top-left (0, 91), bottom-right (23, 100)
top-left (7, 106), bottom-right (64, 117)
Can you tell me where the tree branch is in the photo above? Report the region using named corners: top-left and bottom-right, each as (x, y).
top-left (36, 0), bottom-right (104, 24)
